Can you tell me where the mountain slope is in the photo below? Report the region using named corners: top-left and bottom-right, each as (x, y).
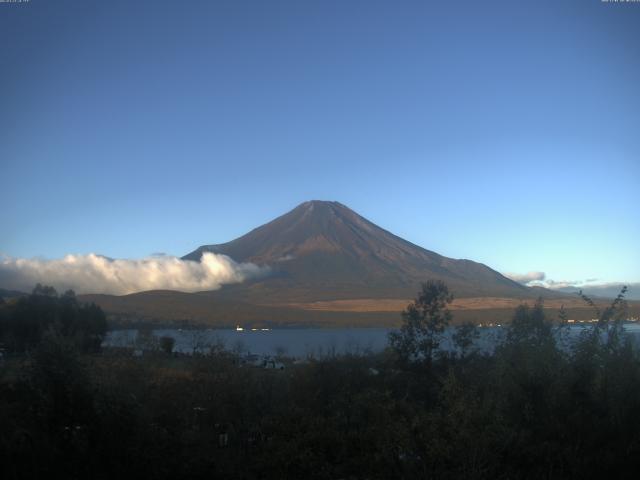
top-left (183, 200), bottom-right (530, 301)
top-left (82, 201), bottom-right (587, 326)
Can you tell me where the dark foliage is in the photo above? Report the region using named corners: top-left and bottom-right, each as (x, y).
top-left (1, 284), bottom-right (639, 479)
top-left (388, 280), bottom-right (453, 365)
top-left (159, 335), bottom-right (176, 354)
top-left (0, 284), bottom-right (107, 353)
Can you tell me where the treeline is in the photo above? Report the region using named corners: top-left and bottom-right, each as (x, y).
top-left (1, 283), bottom-right (640, 479)
top-left (0, 284), bottom-right (107, 353)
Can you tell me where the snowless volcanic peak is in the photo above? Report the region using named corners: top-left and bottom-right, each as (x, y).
top-left (183, 200), bottom-right (529, 299)
top-left (185, 200), bottom-right (431, 263)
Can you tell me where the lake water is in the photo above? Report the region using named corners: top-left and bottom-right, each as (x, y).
top-left (104, 323), bottom-right (640, 358)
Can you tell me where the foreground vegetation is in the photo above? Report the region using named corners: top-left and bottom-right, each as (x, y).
top-left (1, 283), bottom-right (639, 479)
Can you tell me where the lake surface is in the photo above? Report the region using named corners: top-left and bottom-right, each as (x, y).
top-left (104, 323), bottom-right (640, 358)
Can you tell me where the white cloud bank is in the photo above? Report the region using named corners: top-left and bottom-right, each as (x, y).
top-left (0, 252), bottom-right (268, 295)
top-left (503, 271), bottom-right (639, 300)
top-left (504, 271), bottom-right (546, 284)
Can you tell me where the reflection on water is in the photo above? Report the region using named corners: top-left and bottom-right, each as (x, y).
top-left (103, 323), bottom-right (640, 358)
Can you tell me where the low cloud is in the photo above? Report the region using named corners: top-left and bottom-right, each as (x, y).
top-left (0, 252), bottom-right (268, 295)
top-left (504, 271), bottom-right (546, 284)
top-left (534, 278), bottom-right (580, 289)
top-left (569, 282), bottom-right (640, 300)
top-left (503, 271), bottom-right (639, 300)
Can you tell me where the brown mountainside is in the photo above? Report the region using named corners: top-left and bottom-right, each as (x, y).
top-left (183, 200), bottom-right (531, 302)
top-left (82, 201), bottom-right (581, 326)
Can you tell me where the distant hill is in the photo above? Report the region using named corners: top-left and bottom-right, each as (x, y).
top-left (0, 288), bottom-right (27, 300)
top-left (552, 284), bottom-right (640, 301)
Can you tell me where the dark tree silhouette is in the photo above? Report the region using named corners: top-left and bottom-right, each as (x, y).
top-left (452, 321), bottom-right (479, 358)
top-left (160, 336), bottom-right (176, 354)
top-left (0, 285), bottom-right (107, 353)
top-left (388, 280), bottom-right (453, 365)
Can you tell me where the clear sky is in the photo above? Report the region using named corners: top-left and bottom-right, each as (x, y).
top-left (1, 0), bottom-right (639, 288)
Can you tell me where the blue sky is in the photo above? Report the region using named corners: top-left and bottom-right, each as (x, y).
top-left (1, 0), bottom-right (639, 288)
